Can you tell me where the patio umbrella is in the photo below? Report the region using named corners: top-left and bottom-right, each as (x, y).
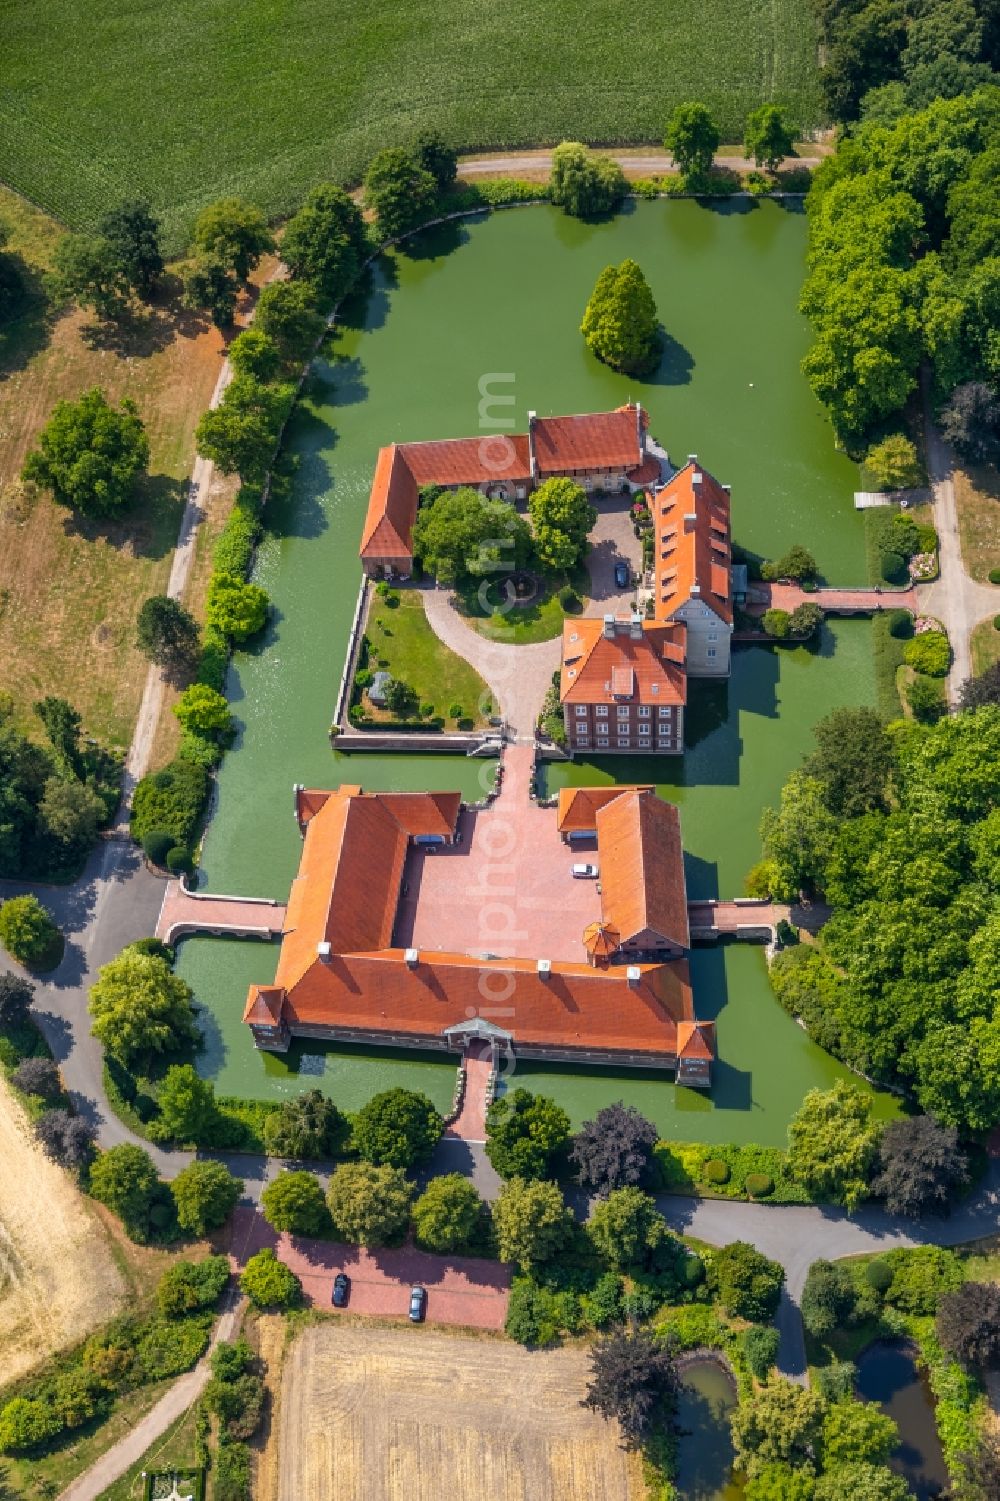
top-left (582, 921), bottom-right (621, 962)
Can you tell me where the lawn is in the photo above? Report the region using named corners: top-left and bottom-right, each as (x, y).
top-left (1, 0), bottom-right (822, 251)
top-left (362, 589), bottom-right (490, 727)
top-left (96, 1401), bottom-right (204, 1501)
top-left (456, 568), bottom-right (585, 645)
top-left (0, 183), bottom-right (254, 749)
top-left (971, 616), bottom-right (1000, 676)
top-left (954, 464), bottom-right (1000, 583)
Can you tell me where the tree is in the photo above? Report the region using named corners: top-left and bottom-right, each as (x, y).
top-left (745, 1465), bottom-right (819, 1500)
top-left (22, 388), bottom-right (149, 518)
top-left (89, 1143), bottom-right (161, 1231)
top-left (51, 233), bottom-right (132, 320)
top-left (587, 1187), bottom-right (670, 1271)
top-left (261, 1169), bottom-right (328, 1235)
top-left (581, 259), bottom-right (660, 376)
top-left (936, 1281), bottom-right (1000, 1368)
top-left (281, 183), bottom-right (367, 299)
top-left (744, 105), bottom-right (795, 171)
top-left (412, 486), bottom-right (532, 585)
top-left (813, 1462), bottom-right (910, 1501)
top-left (35, 1107), bottom-right (95, 1168)
top-left (262, 1088), bottom-right (348, 1159)
top-left (156, 1254), bottom-right (229, 1316)
top-left (34, 695), bottom-right (82, 775)
top-left (0, 894), bottom-right (60, 966)
top-left (960, 1433), bottom-right (1000, 1501)
top-left (414, 129), bottom-right (458, 192)
top-left (183, 253), bottom-right (240, 327)
top-left (582, 1326), bottom-right (680, 1449)
top-left (528, 476), bottom-right (596, 569)
top-left (762, 544), bottom-right (818, 583)
top-left (821, 1397), bottom-right (897, 1468)
top-left (352, 1087), bottom-right (444, 1168)
top-left (325, 1161), bottom-right (413, 1246)
top-left (801, 1259), bottom-right (859, 1339)
top-left (906, 671), bottom-right (947, 723)
top-left (194, 373), bottom-right (292, 483)
top-left (744, 1325), bottom-right (781, 1382)
top-left (571, 1102), bottom-right (659, 1195)
top-left (254, 279), bottom-right (323, 363)
top-left (872, 1114), bottom-right (967, 1216)
top-left (88, 949), bottom-right (198, 1065)
top-left (0, 1394), bottom-right (63, 1452)
top-left (364, 149), bottom-right (437, 239)
top-left (0, 972), bottom-right (34, 1025)
top-left (98, 199), bottom-right (163, 295)
top-left (173, 683), bottom-right (234, 741)
top-left (39, 777), bottom-right (104, 852)
top-left (549, 142), bottom-right (626, 218)
top-left (709, 1240), bottom-right (785, 1321)
top-left (789, 602), bottom-right (823, 637)
top-left (960, 661), bottom-right (1000, 710)
top-left (788, 1083), bottom-right (879, 1210)
top-left (664, 102), bottom-right (720, 180)
top-left (940, 381), bottom-right (1000, 464)
top-left (227, 328), bottom-right (282, 383)
top-left (864, 434), bottom-right (921, 490)
top-left (171, 1159), bottom-right (242, 1236)
top-left (759, 772), bottom-right (839, 901)
top-left (193, 198), bottom-right (274, 281)
top-left (731, 1381), bottom-right (825, 1477)
top-left (485, 1087), bottom-right (571, 1179)
top-left (412, 1173), bottom-right (483, 1252)
top-left (764, 607), bottom-right (792, 638)
top-left (205, 573), bottom-right (269, 643)
top-left (802, 706), bottom-right (893, 820)
top-left (136, 596), bottom-right (200, 671)
top-left (239, 1247), bottom-right (301, 1308)
top-left (155, 1064), bottom-right (218, 1142)
top-left (492, 1177), bottom-right (573, 1270)
top-left (11, 1056), bottom-right (61, 1099)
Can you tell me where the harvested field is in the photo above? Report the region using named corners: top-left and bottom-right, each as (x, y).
top-left (0, 1076), bottom-right (126, 1387)
top-left (277, 1324), bottom-right (642, 1501)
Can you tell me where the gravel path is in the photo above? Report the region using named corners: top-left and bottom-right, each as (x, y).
top-left (459, 151), bottom-right (821, 178)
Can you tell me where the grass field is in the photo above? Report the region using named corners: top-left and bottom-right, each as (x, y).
top-left (972, 616), bottom-right (1000, 676)
top-left (954, 465), bottom-right (1000, 583)
top-left (275, 1324), bottom-right (642, 1501)
top-left (2, 0), bottom-right (823, 251)
top-left (364, 590), bottom-right (490, 725)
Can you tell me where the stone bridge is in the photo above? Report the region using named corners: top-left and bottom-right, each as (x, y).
top-left (155, 881), bottom-right (286, 946)
top-left (687, 897), bottom-right (831, 941)
top-left (749, 582), bottom-right (919, 616)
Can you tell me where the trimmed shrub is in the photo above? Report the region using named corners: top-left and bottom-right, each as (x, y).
top-left (141, 830), bottom-right (173, 865)
top-left (0, 896), bottom-right (61, 968)
top-left (763, 608), bottom-right (792, 639)
top-left (448, 701), bottom-right (463, 718)
top-left (558, 584), bottom-right (582, 610)
top-left (745, 1173), bottom-right (774, 1198)
top-left (865, 1259), bottom-right (893, 1294)
top-left (989, 568), bottom-right (1000, 585)
top-left (887, 608), bottom-right (913, 639)
top-left (240, 1247), bottom-right (301, 1308)
top-left (881, 549), bottom-right (907, 583)
top-left (156, 1255), bottom-right (230, 1317)
top-left (906, 673), bottom-right (946, 722)
top-left (212, 505), bottom-right (260, 577)
top-left (703, 1158), bottom-right (731, 1185)
top-left (166, 845), bottom-right (193, 875)
top-left (903, 630), bottom-right (950, 677)
top-left (197, 626), bottom-right (229, 692)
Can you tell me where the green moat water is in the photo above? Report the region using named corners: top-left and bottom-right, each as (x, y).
top-left (181, 200), bottom-right (890, 1144)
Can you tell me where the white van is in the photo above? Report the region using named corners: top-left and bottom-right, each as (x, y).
top-left (571, 863), bottom-right (599, 879)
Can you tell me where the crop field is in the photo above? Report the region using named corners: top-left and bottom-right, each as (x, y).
top-left (0, 1077), bottom-right (126, 1388)
top-left (2, 0), bottom-right (822, 250)
top-left (276, 1324), bottom-right (642, 1500)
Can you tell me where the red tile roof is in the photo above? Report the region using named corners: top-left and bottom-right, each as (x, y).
top-left (532, 406), bottom-right (643, 476)
top-left (597, 791), bottom-right (691, 950)
top-left (359, 446), bottom-right (418, 561)
top-left (556, 785), bottom-right (654, 834)
top-left (402, 435), bottom-right (531, 489)
top-left (653, 462), bottom-right (733, 626)
top-left (560, 617), bottom-right (687, 707)
top-left (677, 1019), bottom-right (716, 1061)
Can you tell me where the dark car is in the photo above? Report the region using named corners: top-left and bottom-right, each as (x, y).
top-left (332, 1273), bottom-right (350, 1308)
top-left (409, 1285), bottom-right (427, 1322)
top-left (614, 561), bottom-right (629, 588)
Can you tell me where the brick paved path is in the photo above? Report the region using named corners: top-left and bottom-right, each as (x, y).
top-left (752, 582), bottom-right (920, 615)
top-left (445, 1039), bottom-right (493, 1143)
top-left (155, 881), bottom-right (286, 944)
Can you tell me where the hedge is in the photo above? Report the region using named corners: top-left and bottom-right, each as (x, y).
top-left (131, 758), bottom-right (209, 846)
top-left (654, 1139), bottom-right (814, 1205)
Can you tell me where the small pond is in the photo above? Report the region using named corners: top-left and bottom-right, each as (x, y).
top-left (855, 1340), bottom-right (949, 1499)
top-left (673, 1358), bottom-right (744, 1500)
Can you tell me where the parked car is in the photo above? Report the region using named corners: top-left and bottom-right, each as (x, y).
top-left (332, 1272), bottom-right (350, 1307)
top-left (614, 561), bottom-right (629, 588)
top-left (571, 862), bottom-right (599, 879)
top-left (409, 1285), bottom-right (427, 1322)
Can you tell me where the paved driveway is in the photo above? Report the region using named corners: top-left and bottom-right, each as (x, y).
top-left (585, 498), bottom-right (642, 616)
top-left (231, 1208), bottom-right (510, 1330)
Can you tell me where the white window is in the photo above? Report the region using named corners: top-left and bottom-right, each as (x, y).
top-left (596, 705), bottom-right (609, 717)
top-left (575, 706), bottom-right (587, 717)
top-left (617, 737), bottom-right (630, 747)
top-left (707, 647), bottom-right (717, 659)
top-left (658, 707), bottom-right (671, 719)
top-left (708, 632), bottom-right (718, 642)
top-left (638, 734), bottom-right (651, 745)
top-left (617, 706), bottom-right (629, 719)
top-left (576, 735), bottom-right (589, 745)
top-left (638, 705), bottom-right (651, 718)
top-left (597, 736), bottom-right (609, 747)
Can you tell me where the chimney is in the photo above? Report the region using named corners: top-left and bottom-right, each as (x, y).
top-left (692, 471), bottom-right (703, 486)
top-left (683, 512), bottom-right (697, 530)
top-left (629, 613), bottom-right (642, 640)
top-left (317, 941), bottom-right (332, 964)
top-left (626, 965), bottom-right (642, 988)
top-left (405, 948), bottom-right (419, 968)
top-left (686, 453), bottom-right (697, 464)
top-left (722, 483), bottom-right (731, 493)
top-left (537, 958), bottom-right (552, 980)
top-left (691, 583), bottom-right (701, 596)
top-left (603, 613), bottom-right (616, 639)
top-left (527, 410), bottom-right (538, 481)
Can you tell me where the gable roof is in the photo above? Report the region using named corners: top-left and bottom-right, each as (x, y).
top-left (677, 1019), bottom-right (716, 1061)
top-left (556, 785), bottom-right (654, 834)
top-left (653, 461), bottom-right (733, 626)
top-left (359, 446), bottom-right (418, 561)
top-left (401, 434), bottom-right (531, 488)
top-left (532, 405), bottom-right (643, 475)
top-left (597, 790), bottom-right (690, 950)
top-left (560, 617), bottom-right (687, 707)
